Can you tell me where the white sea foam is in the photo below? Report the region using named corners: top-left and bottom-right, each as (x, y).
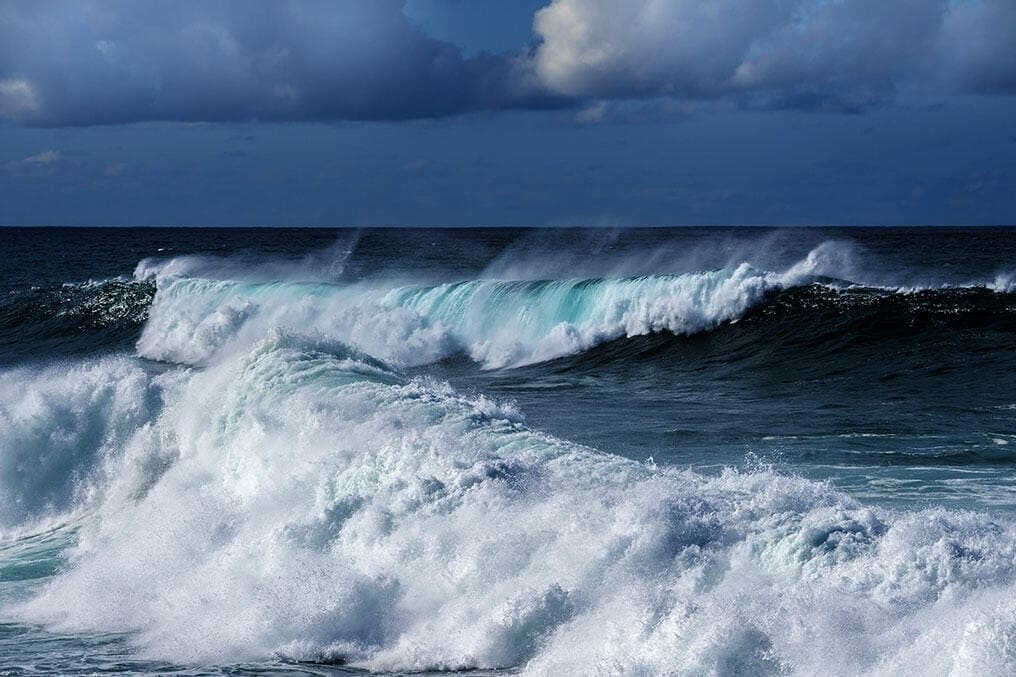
top-left (989, 271), bottom-right (1016, 293)
top-left (3, 328), bottom-right (1016, 675)
top-left (0, 358), bottom-right (160, 536)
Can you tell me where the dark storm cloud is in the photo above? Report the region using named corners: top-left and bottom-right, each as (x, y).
top-left (0, 0), bottom-right (1014, 126)
top-left (0, 0), bottom-right (558, 126)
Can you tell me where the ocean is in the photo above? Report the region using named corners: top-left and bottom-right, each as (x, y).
top-left (1, 226), bottom-right (1015, 675)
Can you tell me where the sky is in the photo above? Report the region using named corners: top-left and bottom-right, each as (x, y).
top-left (1, 0), bottom-right (1014, 226)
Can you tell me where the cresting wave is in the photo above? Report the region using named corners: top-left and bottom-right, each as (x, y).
top-left (135, 242), bottom-right (861, 370)
top-left (132, 243), bottom-right (1016, 370)
top-left (3, 329), bottom-right (1016, 675)
top-left (136, 265), bottom-right (797, 369)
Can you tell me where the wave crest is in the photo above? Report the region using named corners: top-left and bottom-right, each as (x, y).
top-left (137, 261), bottom-right (810, 368)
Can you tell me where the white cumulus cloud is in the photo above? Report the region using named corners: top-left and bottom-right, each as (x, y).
top-left (22, 150), bottom-right (64, 165)
top-left (530, 0), bottom-right (1016, 110)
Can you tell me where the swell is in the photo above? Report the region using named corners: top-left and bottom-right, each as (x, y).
top-left (0, 279), bottom-right (155, 365)
top-left (132, 247), bottom-right (825, 369)
top-left (544, 284), bottom-right (1016, 373)
top-left (2, 262), bottom-right (1013, 375)
top-left (464, 283), bottom-right (1016, 477)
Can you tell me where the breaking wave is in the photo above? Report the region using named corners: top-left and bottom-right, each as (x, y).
top-left (130, 243), bottom-right (1016, 371)
top-left (136, 264), bottom-right (797, 369)
top-left (2, 329), bottom-right (1016, 675)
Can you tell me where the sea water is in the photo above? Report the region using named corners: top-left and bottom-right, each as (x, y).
top-left (1, 227), bottom-right (1015, 675)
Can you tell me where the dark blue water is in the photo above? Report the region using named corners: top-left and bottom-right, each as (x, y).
top-left (2, 227), bottom-right (1016, 675)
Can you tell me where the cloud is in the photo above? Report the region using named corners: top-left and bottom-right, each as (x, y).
top-left (531, 0), bottom-right (1016, 111)
top-left (23, 150), bottom-right (64, 165)
top-left (0, 79), bottom-right (39, 119)
top-left (0, 0), bottom-right (557, 126)
top-left (1, 149), bottom-right (72, 177)
top-left (0, 0), bottom-right (1013, 126)
top-left (938, 0), bottom-right (1016, 93)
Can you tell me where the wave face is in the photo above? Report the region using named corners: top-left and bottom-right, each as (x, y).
top-left (380, 265), bottom-right (792, 368)
top-left (136, 264), bottom-right (803, 369)
top-left (134, 245), bottom-right (1016, 374)
top-left (3, 227), bottom-right (1016, 675)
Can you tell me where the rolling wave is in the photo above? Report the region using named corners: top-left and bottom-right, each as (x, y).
top-left (138, 263), bottom-right (799, 368)
top-left (134, 258), bottom-right (1016, 372)
top-left (2, 247), bottom-right (1013, 375)
top-left (542, 283), bottom-right (1016, 373)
